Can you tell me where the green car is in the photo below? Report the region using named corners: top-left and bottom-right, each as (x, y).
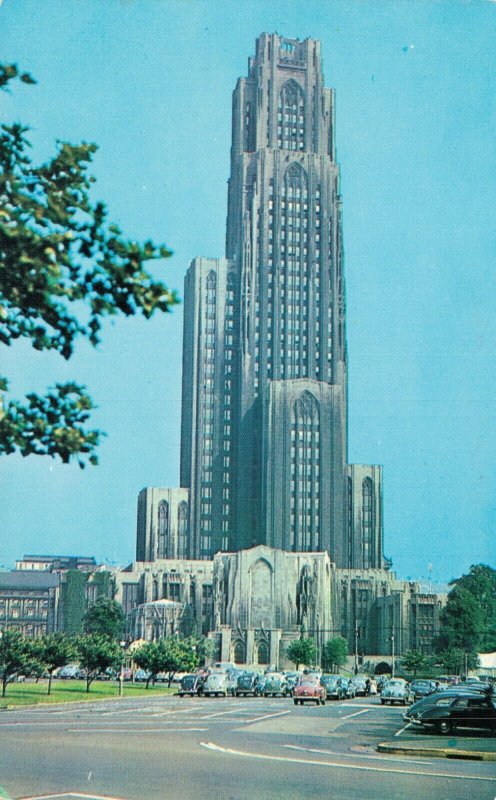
top-left (263, 672), bottom-right (287, 697)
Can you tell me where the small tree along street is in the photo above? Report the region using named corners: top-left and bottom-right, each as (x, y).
top-left (321, 637), bottom-right (348, 672)
top-left (77, 634), bottom-right (122, 692)
top-left (401, 649), bottom-right (435, 678)
top-left (0, 64), bottom-right (177, 467)
top-left (36, 633), bottom-right (77, 695)
top-left (285, 637), bottom-right (317, 671)
top-left (134, 637), bottom-right (199, 688)
top-left (0, 629), bottom-right (35, 697)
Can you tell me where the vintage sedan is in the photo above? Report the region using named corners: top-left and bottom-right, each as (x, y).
top-left (404, 691), bottom-right (496, 735)
top-left (202, 671), bottom-right (229, 697)
top-left (320, 675), bottom-right (346, 700)
top-left (293, 677), bottom-right (326, 705)
top-left (410, 679), bottom-right (437, 701)
top-left (263, 672), bottom-right (288, 697)
top-left (235, 672), bottom-right (261, 697)
top-left (178, 673), bottom-right (205, 696)
top-left (381, 678), bottom-right (414, 706)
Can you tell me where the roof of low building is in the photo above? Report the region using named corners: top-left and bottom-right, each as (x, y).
top-left (0, 571), bottom-right (60, 589)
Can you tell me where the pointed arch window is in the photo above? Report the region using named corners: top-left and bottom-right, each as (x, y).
top-left (290, 391), bottom-right (320, 552)
top-left (362, 478), bottom-right (374, 568)
top-left (278, 80), bottom-right (305, 151)
top-left (177, 501), bottom-right (188, 559)
top-left (157, 500), bottom-right (169, 559)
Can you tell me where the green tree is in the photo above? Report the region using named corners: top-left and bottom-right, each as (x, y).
top-left (134, 637), bottom-right (199, 688)
top-left (401, 649), bottom-right (434, 678)
top-left (436, 587), bottom-right (484, 656)
top-left (83, 597), bottom-right (125, 641)
top-left (321, 637), bottom-right (348, 672)
top-left (436, 648), bottom-right (479, 676)
top-left (285, 637), bottom-right (317, 671)
top-left (76, 634), bottom-right (122, 692)
top-left (37, 632), bottom-right (77, 695)
top-left (0, 629), bottom-right (34, 697)
top-left (0, 64), bottom-right (177, 467)
top-left (449, 565), bottom-right (496, 653)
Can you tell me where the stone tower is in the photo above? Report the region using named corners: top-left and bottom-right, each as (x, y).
top-left (180, 34), bottom-right (383, 569)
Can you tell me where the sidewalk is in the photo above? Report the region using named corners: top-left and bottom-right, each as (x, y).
top-left (378, 732), bottom-right (496, 761)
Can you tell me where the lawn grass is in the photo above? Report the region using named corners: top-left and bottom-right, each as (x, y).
top-left (0, 679), bottom-right (177, 708)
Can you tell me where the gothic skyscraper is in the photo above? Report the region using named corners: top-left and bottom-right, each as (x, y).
top-left (179, 33), bottom-right (384, 569)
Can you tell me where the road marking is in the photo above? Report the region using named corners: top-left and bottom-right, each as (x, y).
top-left (199, 741), bottom-right (496, 782)
top-left (283, 744), bottom-right (432, 765)
top-left (240, 710), bottom-right (291, 725)
top-left (341, 709), bottom-right (371, 720)
top-left (19, 794), bottom-right (128, 800)
top-left (394, 722), bottom-right (412, 736)
top-left (66, 727), bottom-right (208, 733)
top-left (200, 708), bottom-right (249, 719)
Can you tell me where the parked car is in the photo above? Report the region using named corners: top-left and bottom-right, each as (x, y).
top-left (283, 672), bottom-right (302, 695)
top-left (320, 675), bottom-right (346, 700)
top-left (134, 669), bottom-right (149, 683)
top-left (263, 672), bottom-right (288, 697)
top-left (202, 671), bottom-right (229, 697)
top-left (120, 668), bottom-right (133, 682)
top-left (381, 678), bottom-right (414, 706)
top-left (404, 691), bottom-right (496, 735)
top-left (351, 676), bottom-right (368, 696)
top-left (58, 665), bottom-right (79, 680)
top-left (235, 672), bottom-right (261, 697)
top-left (342, 678), bottom-right (357, 699)
top-left (293, 676), bottom-right (326, 706)
top-left (410, 679), bottom-right (437, 701)
top-left (178, 673), bottom-right (205, 696)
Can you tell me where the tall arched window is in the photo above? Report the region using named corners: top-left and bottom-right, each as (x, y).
top-left (157, 500), bottom-right (169, 559)
top-left (362, 478), bottom-right (374, 568)
top-left (290, 392), bottom-right (320, 551)
top-left (279, 163), bottom-right (309, 379)
top-left (277, 80), bottom-right (305, 151)
top-left (177, 501), bottom-right (188, 559)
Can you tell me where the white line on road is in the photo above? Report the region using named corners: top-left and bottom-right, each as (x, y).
top-left (19, 793), bottom-right (128, 800)
top-left (240, 709), bottom-right (292, 725)
top-left (66, 727), bottom-right (208, 733)
top-left (341, 709), bottom-right (371, 720)
top-left (283, 744), bottom-right (432, 765)
top-left (198, 741), bottom-right (496, 782)
top-left (200, 707), bottom-right (250, 719)
top-left (394, 722), bottom-right (412, 736)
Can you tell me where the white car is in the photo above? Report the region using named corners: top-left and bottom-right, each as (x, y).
top-left (381, 678), bottom-right (414, 706)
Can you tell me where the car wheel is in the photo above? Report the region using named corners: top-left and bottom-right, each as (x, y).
top-left (381, 699), bottom-right (385, 705)
top-left (321, 698), bottom-right (326, 705)
top-left (436, 719), bottom-right (452, 735)
top-left (294, 699), bottom-right (298, 705)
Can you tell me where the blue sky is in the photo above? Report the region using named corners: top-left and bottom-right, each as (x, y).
top-left (1, 0), bottom-right (495, 582)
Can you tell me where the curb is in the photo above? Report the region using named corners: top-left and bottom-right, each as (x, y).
top-left (377, 742), bottom-right (496, 761)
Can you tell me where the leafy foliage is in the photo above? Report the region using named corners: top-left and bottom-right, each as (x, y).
top-left (83, 596), bottom-right (125, 641)
top-left (0, 64), bottom-right (177, 466)
top-left (36, 632), bottom-right (77, 694)
top-left (285, 637), bottom-right (317, 670)
top-left (401, 649), bottom-right (435, 678)
top-left (76, 634), bottom-right (122, 692)
top-left (133, 637), bottom-right (199, 687)
top-left (0, 628), bottom-right (35, 697)
top-left (321, 636), bottom-right (348, 672)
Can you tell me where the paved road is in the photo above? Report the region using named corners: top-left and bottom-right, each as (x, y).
top-left (1, 694), bottom-right (495, 800)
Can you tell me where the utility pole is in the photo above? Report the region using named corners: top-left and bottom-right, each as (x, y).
top-left (391, 627), bottom-right (395, 678)
top-left (354, 622), bottom-right (359, 674)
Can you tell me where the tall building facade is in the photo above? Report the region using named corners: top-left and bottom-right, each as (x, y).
top-left (180, 33), bottom-right (383, 568)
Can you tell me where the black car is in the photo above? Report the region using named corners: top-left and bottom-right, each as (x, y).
top-left (235, 672), bottom-right (260, 697)
top-left (178, 673), bottom-right (205, 696)
top-left (320, 675), bottom-right (346, 700)
top-left (404, 691), bottom-right (496, 735)
top-left (410, 679), bottom-right (436, 701)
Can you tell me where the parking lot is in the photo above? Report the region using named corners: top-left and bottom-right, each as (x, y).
top-left (1, 692), bottom-right (495, 800)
